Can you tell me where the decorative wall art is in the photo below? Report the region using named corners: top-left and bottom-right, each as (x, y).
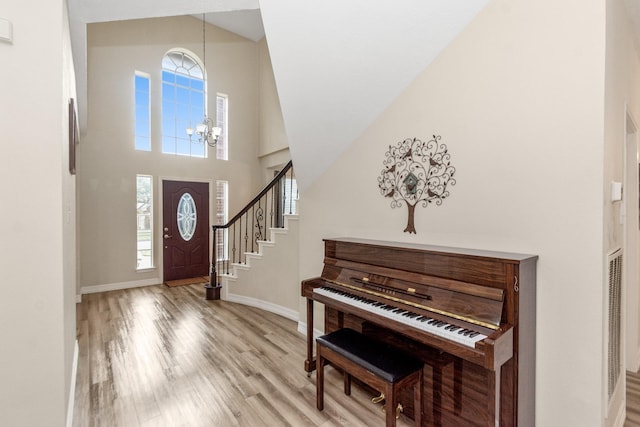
top-left (377, 135), bottom-right (456, 233)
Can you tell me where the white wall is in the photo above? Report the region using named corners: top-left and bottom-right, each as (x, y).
top-left (297, 0), bottom-right (610, 425)
top-left (79, 16), bottom-right (267, 290)
top-left (0, 0), bottom-right (77, 425)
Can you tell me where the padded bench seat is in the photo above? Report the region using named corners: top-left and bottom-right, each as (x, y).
top-left (316, 328), bottom-right (423, 427)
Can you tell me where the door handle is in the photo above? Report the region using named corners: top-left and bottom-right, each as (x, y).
top-left (164, 234), bottom-right (172, 239)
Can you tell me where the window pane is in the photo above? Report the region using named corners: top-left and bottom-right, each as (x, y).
top-left (191, 78), bottom-right (204, 91)
top-left (177, 193), bottom-right (197, 241)
top-left (283, 178), bottom-right (299, 215)
top-left (162, 70), bottom-right (175, 83)
top-left (216, 94), bottom-right (228, 160)
top-left (176, 137), bottom-right (191, 156)
top-left (176, 74), bottom-right (190, 88)
top-left (136, 118), bottom-right (149, 138)
top-left (191, 91), bottom-right (204, 111)
top-left (135, 74), bottom-right (149, 91)
top-left (135, 90), bottom-right (148, 107)
top-left (135, 136), bottom-right (149, 150)
top-left (176, 86), bottom-right (190, 105)
top-left (161, 51), bottom-right (208, 158)
top-left (162, 119), bottom-right (175, 139)
top-left (134, 73), bottom-right (150, 151)
top-left (215, 181), bottom-right (228, 261)
top-left (191, 142), bottom-right (205, 158)
top-left (162, 82), bottom-right (175, 101)
top-left (136, 175), bottom-right (153, 269)
top-left (162, 135), bottom-right (175, 153)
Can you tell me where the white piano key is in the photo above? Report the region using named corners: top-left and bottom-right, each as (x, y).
top-left (313, 286), bottom-right (487, 348)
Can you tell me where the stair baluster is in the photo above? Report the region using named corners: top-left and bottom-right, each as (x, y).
top-left (206, 161), bottom-right (295, 300)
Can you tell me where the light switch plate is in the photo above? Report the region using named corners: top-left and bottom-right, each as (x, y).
top-left (0, 18), bottom-right (13, 44)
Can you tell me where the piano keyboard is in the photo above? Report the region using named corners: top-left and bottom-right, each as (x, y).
top-left (314, 286), bottom-right (487, 348)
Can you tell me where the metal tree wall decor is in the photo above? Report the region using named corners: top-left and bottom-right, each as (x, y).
top-left (378, 135), bottom-right (456, 234)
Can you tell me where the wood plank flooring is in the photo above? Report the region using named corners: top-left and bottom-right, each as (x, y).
top-left (627, 370), bottom-right (640, 426)
top-left (73, 284), bottom-right (412, 426)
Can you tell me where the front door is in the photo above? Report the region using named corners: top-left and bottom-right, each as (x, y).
top-left (163, 180), bottom-right (209, 282)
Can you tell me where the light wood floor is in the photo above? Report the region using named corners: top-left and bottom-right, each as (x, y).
top-left (73, 284), bottom-right (413, 426)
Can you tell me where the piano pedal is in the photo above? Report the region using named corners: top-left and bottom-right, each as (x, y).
top-left (380, 403), bottom-right (403, 419)
top-left (371, 393), bottom-right (385, 404)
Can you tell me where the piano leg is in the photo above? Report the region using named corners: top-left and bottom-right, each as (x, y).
top-left (305, 298), bottom-right (316, 373)
top-left (487, 366), bottom-right (501, 427)
top-left (317, 351), bottom-right (325, 410)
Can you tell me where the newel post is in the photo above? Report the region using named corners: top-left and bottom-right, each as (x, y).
top-left (205, 226), bottom-right (221, 300)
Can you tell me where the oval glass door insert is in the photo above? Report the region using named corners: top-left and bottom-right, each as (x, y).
top-left (177, 193), bottom-right (197, 241)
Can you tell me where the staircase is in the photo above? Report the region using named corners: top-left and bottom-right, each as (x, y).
top-left (207, 161), bottom-right (300, 320)
top-left (219, 214), bottom-right (299, 320)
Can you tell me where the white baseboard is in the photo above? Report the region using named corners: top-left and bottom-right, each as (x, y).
top-left (81, 277), bottom-right (161, 295)
top-left (223, 292), bottom-right (298, 322)
top-left (75, 294), bottom-right (81, 304)
top-left (66, 340), bottom-right (78, 427)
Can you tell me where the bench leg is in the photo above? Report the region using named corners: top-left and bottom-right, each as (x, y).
top-left (317, 353), bottom-right (325, 411)
top-left (385, 384), bottom-right (397, 427)
top-left (343, 371), bottom-right (352, 396)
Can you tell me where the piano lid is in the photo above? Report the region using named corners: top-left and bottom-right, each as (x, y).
top-left (323, 237), bottom-right (537, 291)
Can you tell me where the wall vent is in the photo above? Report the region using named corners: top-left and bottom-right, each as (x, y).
top-left (607, 248), bottom-right (623, 402)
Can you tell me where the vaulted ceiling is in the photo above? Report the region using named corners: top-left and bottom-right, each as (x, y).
top-left (67, 0), bottom-right (640, 190)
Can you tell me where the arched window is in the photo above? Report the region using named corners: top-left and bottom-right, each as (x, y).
top-left (161, 50), bottom-right (206, 157)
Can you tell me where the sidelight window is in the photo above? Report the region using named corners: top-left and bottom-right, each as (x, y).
top-left (215, 94), bottom-right (228, 160)
top-left (215, 181), bottom-right (228, 260)
top-left (136, 175), bottom-right (153, 269)
top-left (134, 72), bottom-right (151, 151)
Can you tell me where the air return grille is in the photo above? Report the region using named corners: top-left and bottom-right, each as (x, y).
top-left (607, 248), bottom-right (622, 402)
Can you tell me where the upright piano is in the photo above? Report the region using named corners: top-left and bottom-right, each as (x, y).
top-left (302, 238), bottom-right (537, 427)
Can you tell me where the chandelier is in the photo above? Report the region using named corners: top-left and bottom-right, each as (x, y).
top-left (187, 116), bottom-right (221, 147)
top-left (186, 14), bottom-right (222, 147)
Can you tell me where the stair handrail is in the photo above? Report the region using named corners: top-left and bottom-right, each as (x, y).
top-left (206, 160), bottom-right (294, 299)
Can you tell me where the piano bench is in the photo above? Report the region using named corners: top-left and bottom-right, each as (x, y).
top-left (316, 328), bottom-right (423, 427)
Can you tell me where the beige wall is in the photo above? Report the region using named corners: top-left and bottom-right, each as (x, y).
top-left (604, 0), bottom-right (640, 423)
top-left (0, 0), bottom-right (77, 425)
top-left (258, 38), bottom-right (288, 160)
top-left (295, 0), bottom-right (627, 425)
top-left (79, 16), bottom-right (278, 290)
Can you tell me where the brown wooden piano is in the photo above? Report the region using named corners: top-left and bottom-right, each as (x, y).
top-left (302, 238), bottom-right (537, 427)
